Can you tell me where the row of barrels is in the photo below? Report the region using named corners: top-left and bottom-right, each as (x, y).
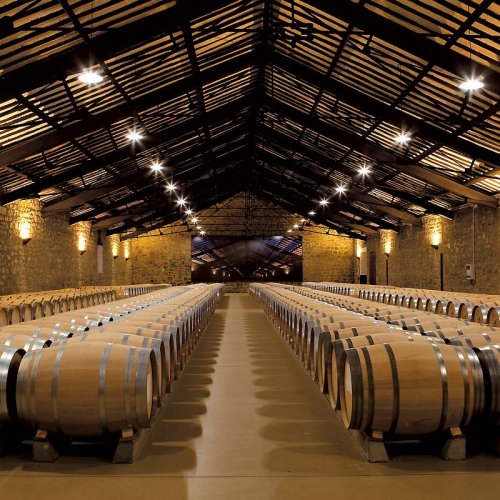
top-left (108, 284), bottom-right (170, 300)
top-left (0, 284), bottom-right (171, 327)
top-left (0, 284), bottom-right (223, 439)
top-left (303, 282), bottom-right (500, 327)
top-left (251, 283), bottom-right (499, 440)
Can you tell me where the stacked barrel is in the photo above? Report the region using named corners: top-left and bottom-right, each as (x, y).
top-left (0, 284), bottom-right (170, 328)
top-left (303, 282), bottom-right (500, 327)
top-left (251, 283), bottom-right (499, 445)
top-left (0, 284), bottom-right (223, 442)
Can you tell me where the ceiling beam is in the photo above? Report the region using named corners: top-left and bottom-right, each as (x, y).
top-left (310, 0), bottom-right (499, 88)
top-left (272, 51), bottom-right (500, 169)
top-left (263, 95), bottom-right (498, 207)
top-left (107, 164), bottom-right (247, 235)
top-left (0, 51), bottom-right (255, 170)
top-left (258, 125), bottom-right (454, 219)
top-left (249, 162), bottom-right (393, 231)
top-left (67, 126), bottom-right (249, 223)
top-left (0, 94), bottom-right (253, 206)
top-left (257, 133), bottom-right (422, 225)
top-left (120, 186), bottom-right (244, 240)
top-left (0, 0), bottom-right (235, 103)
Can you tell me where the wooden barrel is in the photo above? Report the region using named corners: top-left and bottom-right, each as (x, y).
top-left (328, 333), bottom-right (444, 410)
top-left (458, 302), bottom-right (474, 321)
top-left (472, 304), bottom-right (490, 325)
top-left (487, 307), bottom-right (500, 327)
top-left (0, 308), bottom-right (9, 327)
top-left (424, 324), bottom-right (496, 340)
top-left (0, 346), bottom-right (25, 421)
top-left (305, 322), bottom-right (394, 377)
top-left (474, 345), bottom-right (499, 425)
top-left (104, 323), bottom-right (178, 381)
top-left (0, 332), bottom-right (51, 351)
top-left (10, 306), bottom-right (22, 325)
top-left (339, 343), bottom-right (484, 434)
top-left (405, 319), bottom-right (468, 333)
top-left (445, 300), bottom-right (461, 318)
top-left (57, 330), bottom-right (169, 399)
top-left (448, 332), bottom-right (500, 348)
top-left (16, 342), bottom-right (157, 437)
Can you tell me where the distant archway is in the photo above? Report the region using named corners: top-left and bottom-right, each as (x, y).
top-left (368, 251), bottom-right (377, 285)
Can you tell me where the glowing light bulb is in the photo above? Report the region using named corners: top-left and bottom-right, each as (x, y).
top-left (395, 132), bottom-right (411, 144)
top-left (150, 161), bottom-right (163, 172)
top-left (78, 235), bottom-right (86, 254)
top-left (78, 70), bottom-right (103, 84)
top-left (459, 78), bottom-right (484, 91)
top-left (319, 198), bottom-right (329, 206)
top-left (358, 165), bottom-right (371, 176)
top-left (19, 222), bottom-right (31, 241)
top-left (176, 197), bottom-right (187, 206)
top-left (308, 210), bottom-right (316, 216)
top-left (200, 230), bottom-right (206, 236)
top-left (185, 208), bottom-right (193, 215)
top-left (191, 217), bottom-right (198, 223)
top-left (335, 185), bottom-right (346, 195)
top-left (166, 182), bottom-right (177, 192)
top-left (126, 130), bottom-right (144, 142)
top-left (293, 224), bottom-right (299, 229)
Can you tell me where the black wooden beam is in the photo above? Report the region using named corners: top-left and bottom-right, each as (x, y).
top-left (310, 0), bottom-right (499, 88)
top-left (0, 0), bottom-right (235, 103)
top-left (257, 124), bottom-right (455, 219)
top-left (263, 95), bottom-right (497, 206)
top-left (0, 51), bottom-right (255, 169)
top-left (272, 51), bottom-right (500, 169)
top-left (0, 94), bottom-right (253, 206)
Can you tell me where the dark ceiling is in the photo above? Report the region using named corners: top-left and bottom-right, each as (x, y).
top-left (0, 0), bottom-right (498, 239)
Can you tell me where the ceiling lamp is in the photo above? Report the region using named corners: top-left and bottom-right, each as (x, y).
top-left (200, 230), bottom-right (206, 236)
top-left (196, 225), bottom-right (202, 230)
top-left (150, 161), bottom-right (163, 172)
top-left (300, 218), bottom-right (306, 223)
top-left (176, 197), bottom-right (187, 206)
top-left (358, 165), bottom-right (371, 176)
top-left (191, 217), bottom-right (198, 223)
top-left (166, 182), bottom-right (177, 192)
top-left (126, 130), bottom-right (144, 142)
top-left (185, 208), bottom-right (193, 215)
top-left (308, 210), bottom-right (316, 216)
top-left (293, 224), bottom-right (299, 229)
top-left (78, 70), bottom-right (103, 85)
top-left (394, 132), bottom-right (411, 144)
top-left (287, 229), bottom-right (292, 233)
top-left (459, 78), bottom-right (484, 91)
top-left (335, 185), bottom-right (346, 195)
top-left (319, 198), bottom-right (329, 206)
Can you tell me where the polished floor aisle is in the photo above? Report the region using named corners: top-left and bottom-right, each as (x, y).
top-left (0, 293), bottom-right (499, 499)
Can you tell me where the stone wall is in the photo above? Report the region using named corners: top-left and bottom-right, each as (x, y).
top-left (130, 232), bottom-right (192, 286)
top-left (0, 200), bottom-right (131, 294)
top-left (366, 206), bottom-right (499, 294)
top-left (129, 193), bottom-right (356, 285)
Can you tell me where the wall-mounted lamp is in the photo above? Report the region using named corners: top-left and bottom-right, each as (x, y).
top-left (431, 232), bottom-right (440, 250)
top-left (384, 240), bottom-right (391, 258)
top-left (19, 221), bottom-right (31, 245)
top-left (78, 235), bottom-right (86, 255)
top-left (124, 246), bottom-right (130, 261)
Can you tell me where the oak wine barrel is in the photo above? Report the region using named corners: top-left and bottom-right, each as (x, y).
top-left (0, 346), bottom-right (25, 421)
top-left (16, 342), bottom-right (158, 437)
top-left (339, 343), bottom-right (484, 435)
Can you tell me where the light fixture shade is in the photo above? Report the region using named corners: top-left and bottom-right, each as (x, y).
top-left (384, 240), bottom-right (391, 256)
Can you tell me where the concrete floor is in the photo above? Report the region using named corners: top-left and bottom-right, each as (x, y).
top-left (0, 293), bottom-right (499, 499)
